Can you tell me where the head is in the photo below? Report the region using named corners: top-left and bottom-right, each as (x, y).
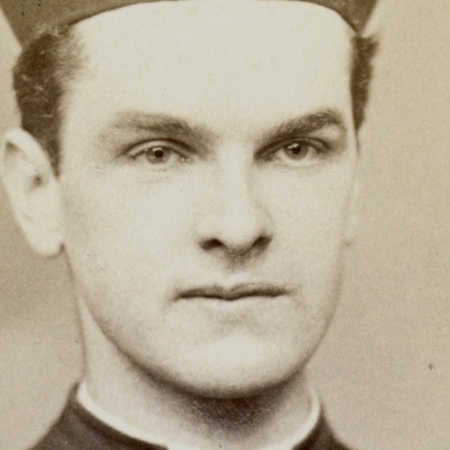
top-left (2, 1), bottom-right (377, 398)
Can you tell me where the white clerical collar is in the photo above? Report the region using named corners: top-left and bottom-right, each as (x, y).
top-left (77, 382), bottom-right (321, 450)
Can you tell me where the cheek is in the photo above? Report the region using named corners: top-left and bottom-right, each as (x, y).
top-left (264, 167), bottom-right (355, 288)
top-left (58, 170), bottom-right (198, 301)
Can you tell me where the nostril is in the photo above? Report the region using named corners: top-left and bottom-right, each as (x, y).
top-left (200, 234), bottom-right (272, 259)
top-left (196, 188), bottom-right (274, 260)
top-left (254, 235), bottom-right (271, 250)
top-left (200, 238), bottom-right (223, 252)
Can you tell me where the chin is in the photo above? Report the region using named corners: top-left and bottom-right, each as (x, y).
top-left (151, 337), bottom-right (309, 400)
top-left (188, 372), bottom-right (298, 400)
top-left (168, 370), bottom-right (298, 401)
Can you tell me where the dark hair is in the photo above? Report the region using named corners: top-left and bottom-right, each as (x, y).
top-left (13, 26), bottom-right (82, 172)
top-left (351, 35), bottom-right (378, 130)
top-left (13, 27), bottom-right (377, 173)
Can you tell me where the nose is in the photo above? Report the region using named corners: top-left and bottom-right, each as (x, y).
top-left (197, 161), bottom-right (274, 262)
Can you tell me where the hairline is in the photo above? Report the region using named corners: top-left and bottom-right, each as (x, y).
top-left (13, 19), bottom-right (377, 174)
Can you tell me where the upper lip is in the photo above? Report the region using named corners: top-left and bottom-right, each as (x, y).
top-left (179, 283), bottom-right (288, 301)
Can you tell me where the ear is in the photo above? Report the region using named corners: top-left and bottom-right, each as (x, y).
top-left (344, 170), bottom-right (361, 245)
top-left (1, 129), bottom-right (63, 256)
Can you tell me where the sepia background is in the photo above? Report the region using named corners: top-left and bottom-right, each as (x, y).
top-left (0, 1), bottom-right (449, 449)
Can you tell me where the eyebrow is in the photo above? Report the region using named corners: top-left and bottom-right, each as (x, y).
top-left (260, 109), bottom-right (347, 146)
top-left (105, 112), bottom-right (211, 142)
top-left (100, 109), bottom-right (347, 148)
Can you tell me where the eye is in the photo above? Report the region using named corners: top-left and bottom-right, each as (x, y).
top-left (128, 141), bottom-right (189, 166)
top-left (267, 140), bottom-right (328, 166)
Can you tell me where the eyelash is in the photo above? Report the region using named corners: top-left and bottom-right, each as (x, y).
top-left (127, 140), bottom-right (191, 163)
top-left (262, 138), bottom-right (330, 163)
top-left (126, 138), bottom-right (330, 166)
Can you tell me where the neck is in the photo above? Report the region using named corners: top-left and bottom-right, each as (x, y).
top-left (78, 300), bottom-right (313, 450)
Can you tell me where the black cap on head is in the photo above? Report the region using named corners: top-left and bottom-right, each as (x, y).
top-left (1, 0), bottom-right (378, 46)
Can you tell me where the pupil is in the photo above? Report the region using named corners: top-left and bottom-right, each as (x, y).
top-left (153, 148), bottom-right (165, 159)
top-left (289, 143), bottom-right (303, 154)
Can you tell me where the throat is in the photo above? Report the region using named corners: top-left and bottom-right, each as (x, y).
top-left (188, 389), bottom-right (283, 436)
top-left (81, 374), bottom-right (314, 450)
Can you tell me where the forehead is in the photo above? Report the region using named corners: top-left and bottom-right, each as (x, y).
top-left (64, 1), bottom-right (354, 141)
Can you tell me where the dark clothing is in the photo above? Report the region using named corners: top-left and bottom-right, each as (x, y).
top-left (31, 390), bottom-right (352, 450)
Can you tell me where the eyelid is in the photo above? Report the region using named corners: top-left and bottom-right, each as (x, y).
top-left (259, 137), bottom-right (330, 160)
top-left (126, 138), bottom-right (191, 159)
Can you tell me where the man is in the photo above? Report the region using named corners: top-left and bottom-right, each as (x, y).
top-left (0, 0), bottom-right (377, 449)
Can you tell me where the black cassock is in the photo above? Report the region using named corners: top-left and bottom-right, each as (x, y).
top-left (31, 387), bottom-right (352, 450)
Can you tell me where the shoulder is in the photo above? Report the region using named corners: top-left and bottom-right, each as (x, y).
top-left (28, 388), bottom-right (165, 450)
top-left (297, 413), bottom-right (357, 450)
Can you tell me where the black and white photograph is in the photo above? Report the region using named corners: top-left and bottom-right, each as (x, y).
top-left (0, 1), bottom-right (449, 449)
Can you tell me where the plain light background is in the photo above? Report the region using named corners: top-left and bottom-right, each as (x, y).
top-left (0, 1), bottom-right (449, 449)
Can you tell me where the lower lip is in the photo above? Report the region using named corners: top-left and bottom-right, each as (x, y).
top-left (177, 295), bottom-right (293, 326)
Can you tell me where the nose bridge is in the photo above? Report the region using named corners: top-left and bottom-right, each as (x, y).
top-left (198, 145), bottom-right (273, 254)
top-left (219, 149), bottom-right (255, 215)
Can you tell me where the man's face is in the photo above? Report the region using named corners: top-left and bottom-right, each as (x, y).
top-left (58, 1), bottom-right (358, 397)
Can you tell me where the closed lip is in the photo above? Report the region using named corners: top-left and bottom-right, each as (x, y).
top-left (178, 283), bottom-right (289, 301)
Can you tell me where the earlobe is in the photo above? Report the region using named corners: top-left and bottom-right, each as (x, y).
top-left (1, 129), bottom-right (63, 257)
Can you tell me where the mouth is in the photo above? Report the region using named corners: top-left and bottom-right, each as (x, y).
top-left (179, 283), bottom-right (288, 302)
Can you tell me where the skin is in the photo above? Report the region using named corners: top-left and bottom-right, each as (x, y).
top-left (2, 1), bottom-right (360, 448)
